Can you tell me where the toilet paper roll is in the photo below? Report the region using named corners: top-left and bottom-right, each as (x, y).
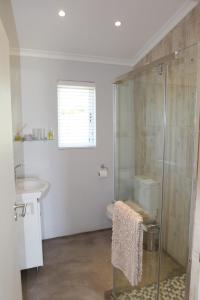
top-left (98, 168), bottom-right (108, 178)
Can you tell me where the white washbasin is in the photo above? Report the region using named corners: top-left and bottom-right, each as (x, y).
top-left (16, 177), bottom-right (49, 198)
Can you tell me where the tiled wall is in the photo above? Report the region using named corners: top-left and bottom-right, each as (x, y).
top-left (136, 4), bottom-right (200, 68)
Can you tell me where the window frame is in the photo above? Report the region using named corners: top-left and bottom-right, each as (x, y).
top-left (57, 81), bottom-right (96, 149)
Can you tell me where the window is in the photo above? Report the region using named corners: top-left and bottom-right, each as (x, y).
top-left (57, 81), bottom-right (96, 148)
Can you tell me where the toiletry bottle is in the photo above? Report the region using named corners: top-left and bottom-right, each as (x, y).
top-left (48, 128), bottom-right (54, 140)
top-left (41, 128), bottom-right (46, 140)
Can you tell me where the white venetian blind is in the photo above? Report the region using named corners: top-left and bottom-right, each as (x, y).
top-left (57, 82), bottom-right (96, 148)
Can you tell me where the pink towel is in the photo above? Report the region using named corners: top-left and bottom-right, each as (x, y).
top-left (112, 201), bottom-right (143, 286)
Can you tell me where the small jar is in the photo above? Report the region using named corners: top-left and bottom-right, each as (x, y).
top-left (48, 128), bottom-right (54, 140)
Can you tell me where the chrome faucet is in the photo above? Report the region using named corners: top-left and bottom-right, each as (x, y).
top-left (14, 164), bottom-right (23, 180)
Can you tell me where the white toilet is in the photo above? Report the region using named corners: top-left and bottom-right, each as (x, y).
top-left (106, 202), bottom-right (115, 220)
top-left (106, 175), bottom-right (160, 225)
top-left (106, 200), bottom-right (149, 221)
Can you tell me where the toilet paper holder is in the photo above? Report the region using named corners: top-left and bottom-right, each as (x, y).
top-left (98, 164), bottom-right (108, 178)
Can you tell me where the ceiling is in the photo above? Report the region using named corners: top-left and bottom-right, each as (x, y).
top-left (11, 0), bottom-right (198, 66)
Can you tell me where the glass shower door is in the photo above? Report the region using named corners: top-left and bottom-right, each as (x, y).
top-left (114, 79), bottom-right (135, 202)
top-left (159, 44), bottom-right (198, 300)
top-left (113, 64), bottom-right (166, 299)
top-left (113, 43), bottom-right (199, 300)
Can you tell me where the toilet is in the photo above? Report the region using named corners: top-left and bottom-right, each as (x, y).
top-left (106, 175), bottom-right (160, 228)
top-left (106, 200), bottom-right (152, 231)
top-left (133, 175), bottom-right (160, 220)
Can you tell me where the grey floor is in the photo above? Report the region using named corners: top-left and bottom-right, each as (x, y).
top-left (21, 230), bottom-right (113, 300)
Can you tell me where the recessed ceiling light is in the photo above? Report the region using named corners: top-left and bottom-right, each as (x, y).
top-left (115, 21), bottom-right (122, 27)
top-left (58, 10), bottom-right (66, 17)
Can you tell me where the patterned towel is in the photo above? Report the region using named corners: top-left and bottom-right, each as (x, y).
top-left (112, 201), bottom-right (143, 286)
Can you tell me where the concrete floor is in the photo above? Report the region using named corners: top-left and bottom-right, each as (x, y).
top-left (21, 229), bottom-right (184, 300)
top-left (22, 230), bottom-right (113, 300)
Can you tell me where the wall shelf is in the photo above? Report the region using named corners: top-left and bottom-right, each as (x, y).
top-left (14, 139), bottom-right (56, 142)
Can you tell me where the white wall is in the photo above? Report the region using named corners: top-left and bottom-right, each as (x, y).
top-left (0, 0), bottom-right (24, 167)
top-left (0, 18), bottom-right (22, 300)
top-left (19, 56), bottom-right (130, 239)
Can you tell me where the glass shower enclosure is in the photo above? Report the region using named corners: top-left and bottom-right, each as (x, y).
top-left (113, 44), bottom-right (199, 300)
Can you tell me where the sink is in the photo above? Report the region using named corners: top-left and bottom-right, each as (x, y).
top-left (16, 177), bottom-right (49, 198)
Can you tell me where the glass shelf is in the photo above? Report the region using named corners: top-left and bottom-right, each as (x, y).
top-left (14, 139), bottom-right (56, 142)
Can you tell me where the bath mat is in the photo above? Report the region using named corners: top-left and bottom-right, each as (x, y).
top-left (116, 273), bottom-right (186, 300)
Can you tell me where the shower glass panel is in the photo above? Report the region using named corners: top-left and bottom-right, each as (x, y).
top-left (113, 65), bottom-right (166, 299)
top-left (113, 43), bottom-right (198, 300)
top-left (114, 79), bottom-right (135, 201)
top-left (159, 44), bottom-right (198, 299)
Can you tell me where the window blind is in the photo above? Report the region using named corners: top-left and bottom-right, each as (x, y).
top-left (57, 82), bottom-right (96, 148)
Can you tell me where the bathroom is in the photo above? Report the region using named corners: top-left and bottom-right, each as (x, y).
top-left (1, 0), bottom-right (200, 300)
